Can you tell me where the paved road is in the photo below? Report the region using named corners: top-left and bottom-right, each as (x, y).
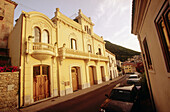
top-left (38, 76), bottom-right (127, 112)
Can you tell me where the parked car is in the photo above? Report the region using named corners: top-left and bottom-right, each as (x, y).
top-left (100, 85), bottom-right (139, 112)
top-left (127, 74), bottom-right (141, 85)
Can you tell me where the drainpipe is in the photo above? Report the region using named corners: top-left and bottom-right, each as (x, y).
top-left (18, 13), bottom-right (24, 108)
top-left (22, 12), bottom-right (27, 106)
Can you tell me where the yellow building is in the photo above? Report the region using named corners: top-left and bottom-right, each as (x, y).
top-left (106, 49), bottom-right (118, 79)
top-left (8, 8), bottom-right (110, 106)
top-left (122, 63), bottom-right (136, 74)
top-left (132, 0), bottom-right (170, 111)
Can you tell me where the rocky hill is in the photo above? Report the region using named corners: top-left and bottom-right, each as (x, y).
top-left (105, 40), bottom-right (140, 62)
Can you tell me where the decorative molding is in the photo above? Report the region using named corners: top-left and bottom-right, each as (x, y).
top-left (57, 18), bottom-right (82, 33)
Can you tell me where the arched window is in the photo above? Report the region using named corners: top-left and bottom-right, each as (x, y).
top-left (42, 30), bottom-right (49, 44)
top-left (88, 28), bottom-right (91, 35)
top-left (71, 38), bottom-right (77, 50)
top-left (33, 27), bottom-right (40, 42)
top-left (98, 48), bottom-right (102, 55)
top-left (88, 44), bottom-right (92, 53)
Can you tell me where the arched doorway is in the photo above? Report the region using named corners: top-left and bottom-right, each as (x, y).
top-left (110, 70), bottom-right (112, 80)
top-left (100, 66), bottom-right (105, 81)
top-left (71, 67), bottom-right (79, 91)
top-left (33, 65), bottom-right (50, 101)
top-left (89, 66), bottom-right (95, 86)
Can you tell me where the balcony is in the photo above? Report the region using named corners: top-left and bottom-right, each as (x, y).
top-left (26, 38), bottom-right (57, 60)
top-left (58, 45), bottom-right (108, 62)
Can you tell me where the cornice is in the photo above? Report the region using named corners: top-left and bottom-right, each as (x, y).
top-left (5, 0), bottom-right (18, 8)
top-left (57, 18), bottom-right (83, 33)
top-left (106, 49), bottom-right (115, 56)
top-left (91, 35), bottom-right (105, 44)
top-left (131, 0), bottom-right (150, 35)
top-left (76, 15), bottom-right (94, 26)
top-left (22, 11), bottom-right (57, 29)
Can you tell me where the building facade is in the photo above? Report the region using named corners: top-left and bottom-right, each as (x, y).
top-left (132, 0), bottom-right (170, 111)
top-left (8, 8), bottom-right (113, 106)
top-left (0, 0), bottom-right (17, 66)
top-left (127, 55), bottom-right (142, 64)
top-left (106, 49), bottom-right (118, 79)
top-left (0, 0), bottom-right (17, 48)
top-left (122, 63), bottom-right (136, 74)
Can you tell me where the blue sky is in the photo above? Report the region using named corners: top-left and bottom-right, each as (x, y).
top-left (13, 0), bottom-right (141, 52)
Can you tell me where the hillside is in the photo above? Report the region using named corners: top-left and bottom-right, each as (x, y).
top-left (105, 40), bottom-right (140, 62)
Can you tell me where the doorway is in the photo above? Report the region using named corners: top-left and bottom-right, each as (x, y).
top-left (71, 67), bottom-right (79, 91)
top-left (89, 66), bottom-right (95, 86)
top-left (110, 70), bottom-right (112, 80)
top-left (33, 65), bottom-right (50, 101)
top-left (100, 66), bottom-right (105, 81)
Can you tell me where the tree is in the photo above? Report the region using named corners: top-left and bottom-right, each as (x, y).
top-left (136, 62), bottom-right (144, 73)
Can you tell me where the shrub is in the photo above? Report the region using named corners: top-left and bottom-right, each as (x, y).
top-left (0, 66), bottom-right (19, 72)
top-left (136, 62), bottom-right (144, 73)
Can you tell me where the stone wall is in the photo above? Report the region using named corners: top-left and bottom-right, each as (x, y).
top-left (0, 0), bottom-right (17, 48)
top-left (0, 72), bottom-right (19, 111)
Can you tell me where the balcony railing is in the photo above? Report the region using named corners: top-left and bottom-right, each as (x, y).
top-left (26, 38), bottom-right (57, 60)
top-left (58, 45), bottom-right (108, 62)
top-left (33, 43), bottom-right (55, 52)
top-left (26, 38), bottom-right (108, 62)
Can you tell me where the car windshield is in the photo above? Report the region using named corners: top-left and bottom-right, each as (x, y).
top-left (109, 89), bottom-right (133, 102)
top-left (129, 76), bottom-right (138, 78)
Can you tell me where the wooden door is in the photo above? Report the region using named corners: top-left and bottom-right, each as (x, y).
top-left (33, 65), bottom-right (50, 101)
top-left (72, 67), bottom-right (78, 91)
top-left (89, 66), bottom-right (94, 86)
top-left (110, 70), bottom-right (112, 80)
top-left (101, 66), bottom-right (105, 81)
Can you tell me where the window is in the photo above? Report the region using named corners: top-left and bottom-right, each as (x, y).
top-left (143, 38), bottom-right (153, 70)
top-left (155, 2), bottom-right (170, 72)
top-left (84, 26), bottom-right (87, 31)
top-left (98, 48), bottom-right (102, 55)
top-left (42, 65), bottom-right (50, 75)
top-left (33, 66), bottom-right (40, 77)
top-left (0, 7), bottom-right (5, 20)
top-left (33, 27), bottom-right (50, 44)
top-left (84, 25), bottom-right (91, 35)
top-left (71, 38), bottom-right (77, 50)
top-left (33, 27), bottom-right (41, 42)
top-left (42, 30), bottom-right (49, 44)
top-left (88, 44), bottom-right (92, 53)
top-left (88, 28), bottom-right (91, 35)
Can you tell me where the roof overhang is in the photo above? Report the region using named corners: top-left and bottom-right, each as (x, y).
top-left (131, 0), bottom-right (149, 35)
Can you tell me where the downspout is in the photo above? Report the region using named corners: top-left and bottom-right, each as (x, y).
top-left (18, 14), bottom-right (24, 108)
top-left (56, 19), bottom-right (60, 96)
top-left (22, 12), bottom-right (27, 106)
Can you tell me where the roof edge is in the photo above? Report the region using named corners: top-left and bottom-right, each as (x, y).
top-left (5, 0), bottom-right (18, 8)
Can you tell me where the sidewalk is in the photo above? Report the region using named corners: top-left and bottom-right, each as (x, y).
top-left (19, 75), bottom-right (125, 112)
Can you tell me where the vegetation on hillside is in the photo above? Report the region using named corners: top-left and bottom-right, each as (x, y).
top-left (105, 40), bottom-right (140, 61)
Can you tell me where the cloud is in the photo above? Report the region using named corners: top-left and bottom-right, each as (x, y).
top-left (92, 0), bottom-right (117, 22)
top-left (113, 26), bottom-right (129, 37)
